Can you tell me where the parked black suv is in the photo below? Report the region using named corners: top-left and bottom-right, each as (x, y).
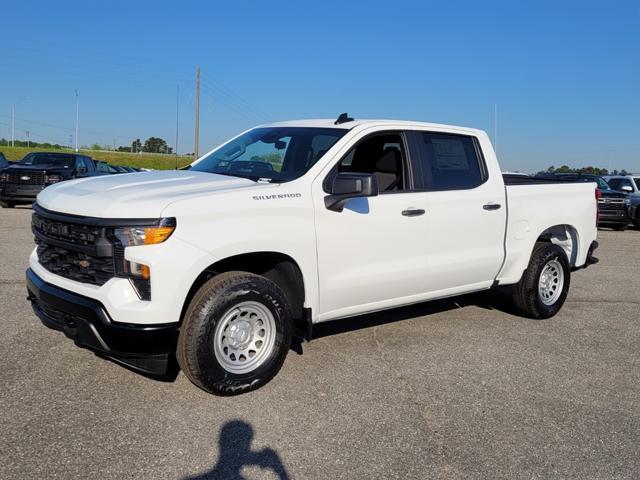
top-left (0, 152), bottom-right (107, 208)
top-left (536, 173), bottom-right (630, 230)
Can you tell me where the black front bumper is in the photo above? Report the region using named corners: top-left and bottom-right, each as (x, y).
top-left (26, 268), bottom-right (179, 375)
top-left (1, 183), bottom-right (45, 204)
top-left (598, 208), bottom-right (630, 226)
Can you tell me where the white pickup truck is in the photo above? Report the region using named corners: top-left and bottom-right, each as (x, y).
top-left (27, 115), bottom-right (599, 395)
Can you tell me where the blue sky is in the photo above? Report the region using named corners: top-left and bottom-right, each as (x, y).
top-left (0, 0), bottom-right (638, 172)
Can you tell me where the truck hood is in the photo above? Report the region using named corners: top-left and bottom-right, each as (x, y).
top-left (36, 170), bottom-right (257, 218)
top-left (6, 164), bottom-right (72, 173)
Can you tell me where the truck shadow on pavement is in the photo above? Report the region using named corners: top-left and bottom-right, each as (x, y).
top-left (311, 288), bottom-right (522, 340)
top-left (183, 420), bottom-right (290, 480)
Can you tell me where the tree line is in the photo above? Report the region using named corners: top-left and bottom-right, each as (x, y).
top-left (536, 165), bottom-right (629, 176)
top-left (2, 137), bottom-right (182, 155)
top-left (117, 137), bottom-right (174, 154)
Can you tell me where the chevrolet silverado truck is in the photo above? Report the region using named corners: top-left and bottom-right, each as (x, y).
top-left (26, 116), bottom-right (599, 395)
top-left (0, 152), bottom-right (111, 208)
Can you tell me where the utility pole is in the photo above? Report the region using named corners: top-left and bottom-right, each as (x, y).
top-left (11, 104), bottom-right (15, 147)
top-left (75, 90), bottom-right (79, 152)
top-left (175, 84), bottom-right (180, 169)
top-left (194, 66), bottom-right (200, 159)
top-left (26, 130), bottom-right (30, 148)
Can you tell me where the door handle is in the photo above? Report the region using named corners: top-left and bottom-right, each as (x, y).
top-left (483, 203), bottom-right (501, 211)
top-left (402, 208), bottom-right (426, 217)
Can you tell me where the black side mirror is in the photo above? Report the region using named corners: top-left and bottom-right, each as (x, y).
top-left (325, 172), bottom-right (378, 212)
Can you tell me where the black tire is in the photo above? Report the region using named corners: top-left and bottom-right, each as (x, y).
top-left (512, 242), bottom-right (571, 319)
top-left (177, 271), bottom-right (292, 395)
top-left (635, 211), bottom-right (640, 231)
top-left (0, 201), bottom-right (15, 208)
top-left (612, 224), bottom-right (627, 231)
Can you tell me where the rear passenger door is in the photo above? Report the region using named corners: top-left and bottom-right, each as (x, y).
top-left (406, 131), bottom-right (506, 294)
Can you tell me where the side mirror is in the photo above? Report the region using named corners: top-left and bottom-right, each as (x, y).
top-left (324, 172), bottom-right (378, 212)
top-left (621, 185), bottom-right (633, 192)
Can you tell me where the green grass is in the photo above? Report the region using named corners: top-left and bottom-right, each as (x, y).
top-left (0, 146), bottom-right (193, 170)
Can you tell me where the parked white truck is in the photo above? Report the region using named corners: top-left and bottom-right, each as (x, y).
top-left (27, 115), bottom-right (599, 395)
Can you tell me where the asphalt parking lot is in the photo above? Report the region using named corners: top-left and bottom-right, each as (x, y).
top-left (1, 206), bottom-right (639, 480)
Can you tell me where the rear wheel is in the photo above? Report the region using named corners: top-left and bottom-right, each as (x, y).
top-left (0, 201), bottom-right (15, 208)
top-left (177, 271), bottom-right (292, 395)
top-left (512, 242), bottom-right (571, 319)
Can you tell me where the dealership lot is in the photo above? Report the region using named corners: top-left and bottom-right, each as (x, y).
top-left (1, 206), bottom-right (639, 479)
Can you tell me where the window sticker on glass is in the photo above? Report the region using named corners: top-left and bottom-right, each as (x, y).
top-left (432, 139), bottom-right (469, 170)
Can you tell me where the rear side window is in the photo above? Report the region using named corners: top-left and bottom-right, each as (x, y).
top-left (410, 132), bottom-right (486, 190)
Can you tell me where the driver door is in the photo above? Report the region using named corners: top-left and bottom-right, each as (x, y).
top-left (312, 130), bottom-right (429, 321)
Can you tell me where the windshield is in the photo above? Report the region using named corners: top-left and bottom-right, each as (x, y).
top-left (190, 127), bottom-right (348, 182)
top-left (635, 178), bottom-right (640, 190)
top-left (20, 153), bottom-right (75, 168)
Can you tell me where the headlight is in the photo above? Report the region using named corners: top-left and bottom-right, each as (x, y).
top-left (113, 218), bottom-right (176, 246)
top-left (45, 174), bottom-right (62, 184)
top-left (111, 218), bottom-right (176, 300)
top-left (0, 172), bottom-right (8, 183)
top-left (624, 198), bottom-right (631, 206)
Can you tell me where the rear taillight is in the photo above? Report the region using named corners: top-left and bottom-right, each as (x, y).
top-left (595, 188), bottom-right (602, 200)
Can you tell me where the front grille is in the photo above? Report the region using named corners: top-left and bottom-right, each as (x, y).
top-left (33, 213), bottom-right (102, 247)
top-left (32, 211), bottom-right (116, 286)
top-left (36, 238), bottom-right (115, 286)
top-left (6, 171), bottom-right (46, 185)
top-left (598, 198), bottom-right (626, 211)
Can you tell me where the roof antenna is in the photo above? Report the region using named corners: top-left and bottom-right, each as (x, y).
top-left (334, 112), bottom-right (354, 125)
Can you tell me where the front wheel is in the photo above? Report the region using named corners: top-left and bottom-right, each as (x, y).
top-left (177, 271), bottom-right (292, 395)
top-left (512, 242), bottom-right (571, 319)
top-left (0, 201), bottom-right (15, 208)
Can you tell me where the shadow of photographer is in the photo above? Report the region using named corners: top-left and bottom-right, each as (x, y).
top-left (184, 420), bottom-right (290, 480)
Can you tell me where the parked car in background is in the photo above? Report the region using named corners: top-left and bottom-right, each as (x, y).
top-left (536, 173), bottom-right (631, 230)
top-left (605, 175), bottom-right (640, 229)
top-left (605, 175), bottom-right (640, 194)
top-left (0, 152), bottom-right (108, 208)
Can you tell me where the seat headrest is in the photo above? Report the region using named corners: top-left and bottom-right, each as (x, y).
top-left (376, 149), bottom-right (400, 173)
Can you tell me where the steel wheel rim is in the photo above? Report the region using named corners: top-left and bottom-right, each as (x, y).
top-left (213, 301), bottom-right (277, 374)
top-left (538, 259), bottom-right (564, 306)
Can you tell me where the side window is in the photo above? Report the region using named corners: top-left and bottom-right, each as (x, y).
top-left (326, 132), bottom-right (407, 193)
top-left (411, 132), bottom-right (485, 190)
top-left (75, 156), bottom-right (88, 173)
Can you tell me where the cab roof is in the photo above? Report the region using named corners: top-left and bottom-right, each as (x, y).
top-left (259, 118), bottom-right (485, 136)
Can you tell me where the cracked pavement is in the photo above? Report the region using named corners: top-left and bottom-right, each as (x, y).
top-left (1, 206), bottom-right (639, 479)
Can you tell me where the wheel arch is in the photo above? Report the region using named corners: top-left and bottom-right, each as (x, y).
top-left (498, 222), bottom-right (581, 286)
top-left (180, 251), bottom-right (307, 325)
top-left (535, 223), bottom-right (580, 267)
